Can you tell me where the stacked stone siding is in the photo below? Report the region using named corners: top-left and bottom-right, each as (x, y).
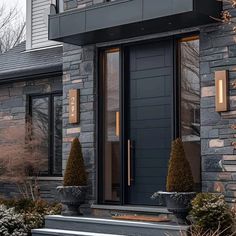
top-left (63, 0), bottom-right (104, 11)
top-left (0, 77), bottom-right (62, 201)
top-left (200, 3), bottom-right (236, 203)
top-left (62, 43), bottom-right (96, 204)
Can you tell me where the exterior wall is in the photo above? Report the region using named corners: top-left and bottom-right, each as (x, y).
top-left (60, 1), bottom-right (236, 205)
top-left (62, 43), bottom-right (96, 205)
top-left (26, 0), bottom-right (61, 50)
top-left (200, 3), bottom-right (236, 204)
top-left (63, 0), bottom-right (104, 11)
top-left (0, 77), bottom-right (62, 201)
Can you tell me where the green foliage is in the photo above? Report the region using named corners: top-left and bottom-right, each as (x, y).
top-left (166, 138), bottom-right (194, 192)
top-left (0, 205), bottom-right (27, 236)
top-left (0, 198), bottom-right (62, 235)
top-left (190, 193), bottom-right (233, 234)
top-left (64, 137), bottom-right (87, 186)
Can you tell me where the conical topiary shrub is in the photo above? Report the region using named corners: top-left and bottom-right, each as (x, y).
top-left (64, 137), bottom-right (87, 186)
top-left (166, 138), bottom-right (194, 192)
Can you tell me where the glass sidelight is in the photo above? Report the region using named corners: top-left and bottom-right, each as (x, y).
top-left (102, 48), bottom-right (121, 202)
top-left (180, 36), bottom-right (201, 190)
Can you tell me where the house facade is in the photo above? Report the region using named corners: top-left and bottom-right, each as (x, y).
top-left (48, 0), bottom-right (236, 209)
top-left (1, 0), bottom-right (236, 214)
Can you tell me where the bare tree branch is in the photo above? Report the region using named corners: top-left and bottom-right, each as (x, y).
top-left (0, 3), bottom-right (25, 53)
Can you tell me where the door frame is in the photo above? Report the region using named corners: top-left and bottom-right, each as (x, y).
top-left (96, 33), bottom-right (198, 205)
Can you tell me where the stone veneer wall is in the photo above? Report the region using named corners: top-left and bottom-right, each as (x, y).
top-left (200, 3), bottom-right (236, 203)
top-left (62, 43), bottom-right (96, 204)
top-left (0, 77), bottom-right (62, 201)
top-left (63, 0), bottom-right (104, 11)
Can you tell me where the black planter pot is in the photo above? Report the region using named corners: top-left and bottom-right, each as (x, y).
top-left (57, 186), bottom-right (87, 216)
top-left (161, 192), bottom-right (196, 224)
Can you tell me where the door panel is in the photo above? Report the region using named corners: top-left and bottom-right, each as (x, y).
top-left (127, 40), bottom-right (173, 205)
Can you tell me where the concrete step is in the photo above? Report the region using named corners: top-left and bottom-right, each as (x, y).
top-left (32, 228), bottom-right (126, 236)
top-left (42, 215), bottom-right (188, 236)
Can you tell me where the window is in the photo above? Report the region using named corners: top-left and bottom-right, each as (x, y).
top-left (180, 36), bottom-right (201, 190)
top-left (29, 93), bottom-right (62, 176)
top-left (101, 48), bottom-right (121, 203)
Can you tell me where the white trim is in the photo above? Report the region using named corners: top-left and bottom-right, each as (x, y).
top-left (22, 44), bottom-right (63, 53)
top-left (26, 0), bottom-right (32, 50)
top-left (37, 176), bottom-right (63, 181)
top-left (28, 177), bottom-right (63, 181)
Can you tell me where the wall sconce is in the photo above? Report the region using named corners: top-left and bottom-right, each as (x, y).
top-left (215, 70), bottom-right (228, 112)
top-left (69, 89), bottom-right (80, 124)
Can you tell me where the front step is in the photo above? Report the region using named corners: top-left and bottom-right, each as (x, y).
top-left (32, 228), bottom-right (125, 236)
top-left (32, 215), bottom-right (188, 236)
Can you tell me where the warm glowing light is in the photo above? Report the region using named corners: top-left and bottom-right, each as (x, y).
top-left (219, 79), bottom-right (223, 104)
top-left (215, 70), bottom-right (228, 112)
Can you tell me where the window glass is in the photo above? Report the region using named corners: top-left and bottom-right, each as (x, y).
top-left (53, 95), bottom-right (62, 175)
top-left (31, 94), bottom-right (62, 176)
top-left (180, 37), bottom-right (201, 190)
top-left (32, 97), bottom-right (49, 174)
top-left (103, 49), bottom-right (121, 202)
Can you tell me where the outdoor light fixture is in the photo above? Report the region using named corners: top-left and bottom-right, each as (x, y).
top-left (215, 70), bottom-right (228, 112)
top-left (69, 89), bottom-right (80, 124)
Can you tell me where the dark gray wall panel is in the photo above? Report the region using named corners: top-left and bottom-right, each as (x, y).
top-left (86, 0), bottom-right (142, 32)
top-left (49, 17), bottom-right (60, 39)
top-left (172, 0), bottom-right (193, 13)
top-left (143, 0), bottom-right (193, 20)
top-left (60, 11), bottom-right (86, 37)
top-left (49, 0), bottom-right (221, 45)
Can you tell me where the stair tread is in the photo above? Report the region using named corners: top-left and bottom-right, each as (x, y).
top-left (46, 215), bottom-right (188, 230)
top-left (32, 228), bottom-right (126, 236)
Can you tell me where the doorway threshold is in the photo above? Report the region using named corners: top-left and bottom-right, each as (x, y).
top-left (91, 204), bottom-right (170, 214)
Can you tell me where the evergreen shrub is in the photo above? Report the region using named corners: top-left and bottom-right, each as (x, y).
top-left (166, 138), bottom-right (194, 192)
top-left (64, 137), bottom-right (87, 186)
top-left (190, 193), bottom-right (233, 234)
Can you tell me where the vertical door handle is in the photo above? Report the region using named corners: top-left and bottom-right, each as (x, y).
top-left (115, 111), bottom-right (120, 137)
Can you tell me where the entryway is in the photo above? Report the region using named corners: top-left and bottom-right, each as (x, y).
top-left (98, 36), bottom-right (201, 206)
top-left (126, 40), bottom-right (173, 205)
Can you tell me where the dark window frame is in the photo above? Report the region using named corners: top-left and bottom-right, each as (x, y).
top-left (27, 91), bottom-right (63, 177)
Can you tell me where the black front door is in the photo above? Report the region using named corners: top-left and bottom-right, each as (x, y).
top-left (126, 40), bottom-right (174, 205)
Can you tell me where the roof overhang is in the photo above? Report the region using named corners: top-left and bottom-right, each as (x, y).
top-left (49, 0), bottom-right (222, 46)
top-left (0, 64), bottom-right (62, 84)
